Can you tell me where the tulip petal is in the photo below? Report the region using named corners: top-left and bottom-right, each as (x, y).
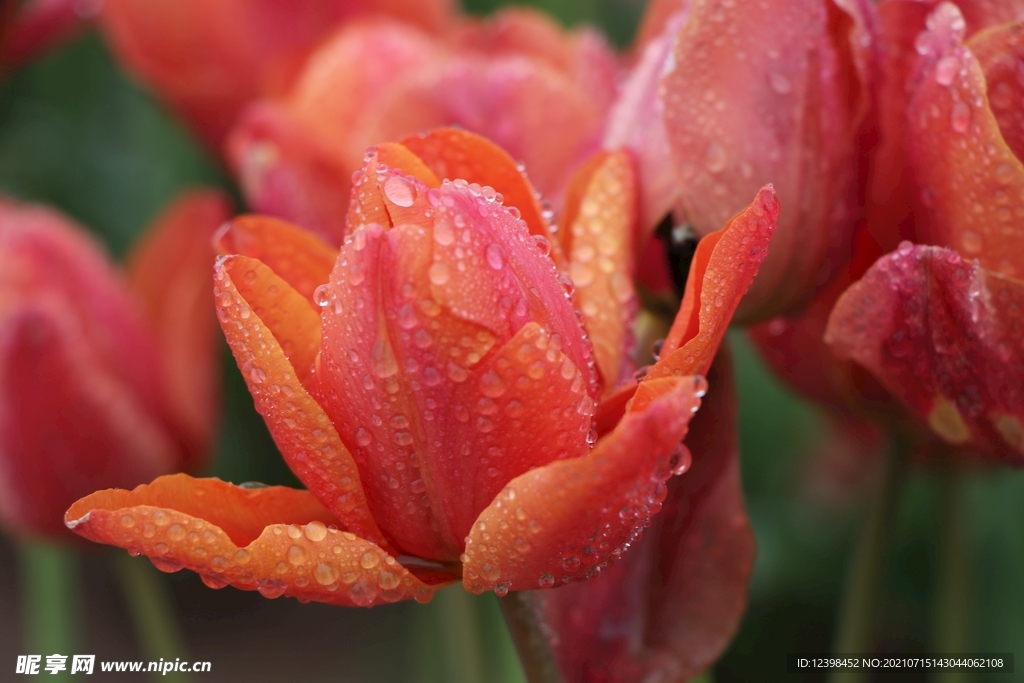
top-left (317, 176), bottom-right (595, 560)
top-left (971, 22), bottom-right (1024, 162)
top-left (907, 4), bottom-right (1024, 279)
top-left (400, 128), bottom-right (555, 256)
top-left (347, 143), bottom-right (441, 231)
top-left (214, 214), bottom-right (339, 306)
top-left (824, 243), bottom-right (1024, 462)
top-left (65, 474), bottom-right (443, 606)
top-left (560, 151), bottom-right (638, 391)
top-left (604, 8), bottom-right (688, 237)
top-left (545, 350), bottom-right (754, 683)
top-left (127, 190), bottom-right (230, 471)
top-left (461, 376), bottom-right (704, 593)
top-left (646, 186), bottom-right (778, 383)
top-left (214, 256), bottom-right (388, 545)
top-left (0, 302), bottom-right (178, 537)
top-left (956, 0), bottom-right (1024, 36)
top-left (663, 0), bottom-right (874, 318)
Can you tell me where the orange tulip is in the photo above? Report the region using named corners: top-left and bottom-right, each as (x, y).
top-left (65, 129), bottom-right (778, 607)
top-left (0, 190), bottom-right (229, 538)
top-left (608, 0), bottom-right (877, 320)
top-left (228, 8), bottom-right (618, 245)
top-left (99, 0), bottom-right (455, 150)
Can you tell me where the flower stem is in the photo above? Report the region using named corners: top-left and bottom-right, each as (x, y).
top-left (828, 430), bottom-right (910, 683)
top-left (436, 585), bottom-right (486, 683)
top-left (931, 466), bottom-right (971, 683)
top-left (19, 540), bottom-right (79, 681)
top-left (114, 554), bottom-right (191, 682)
top-left (499, 591), bottom-right (564, 683)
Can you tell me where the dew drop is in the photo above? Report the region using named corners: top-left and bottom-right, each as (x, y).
top-left (384, 176), bottom-right (416, 207)
top-left (287, 545), bottom-right (306, 565)
top-left (304, 521), bottom-right (328, 542)
top-left (950, 101), bottom-right (971, 133)
top-left (313, 284), bottom-right (331, 307)
top-left (485, 244), bottom-right (505, 270)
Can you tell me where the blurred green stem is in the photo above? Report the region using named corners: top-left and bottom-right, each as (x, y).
top-left (500, 591), bottom-right (564, 683)
top-left (114, 554), bottom-right (191, 682)
top-left (829, 430), bottom-right (910, 683)
top-left (19, 541), bottom-right (79, 681)
top-left (436, 586), bottom-right (486, 683)
top-left (932, 467), bottom-right (971, 683)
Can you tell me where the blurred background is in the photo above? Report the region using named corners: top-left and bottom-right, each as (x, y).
top-left (1, 0), bottom-right (1022, 681)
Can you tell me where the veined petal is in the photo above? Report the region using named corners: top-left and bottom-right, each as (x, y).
top-left (907, 4), bottom-right (1024, 278)
top-left (65, 475), bottom-right (444, 606)
top-left (214, 214), bottom-right (339, 306)
top-left (461, 377), bottom-right (704, 594)
top-left (560, 151), bottom-right (638, 392)
top-left (127, 190), bottom-right (230, 471)
top-left (824, 243), bottom-right (1024, 462)
top-left (546, 350), bottom-right (754, 683)
top-left (214, 256), bottom-right (387, 545)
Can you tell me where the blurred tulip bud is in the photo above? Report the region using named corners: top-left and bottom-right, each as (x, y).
top-left (99, 0), bottom-right (455, 150)
top-left (0, 191), bottom-right (228, 538)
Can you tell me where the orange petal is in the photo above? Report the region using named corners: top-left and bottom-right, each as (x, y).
top-left (560, 150), bottom-right (638, 392)
top-left (400, 128), bottom-right (556, 259)
top-left (906, 4), bottom-right (1024, 278)
top-left (644, 186), bottom-right (778, 385)
top-left (460, 376), bottom-right (704, 594)
top-left (546, 349), bottom-right (755, 683)
top-left (214, 214), bottom-right (339, 307)
top-left (65, 474), bottom-right (444, 606)
top-left (214, 256), bottom-right (388, 545)
top-left (971, 22), bottom-right (1024, 161)
top-left (824, 243), bottom-right (1024, 462)
top-left (346, 143), bottom-right (441, 231)
top-left (662, 0), bottom-right (875, 319)
top-left (127, 190), bottom-right (231, 471)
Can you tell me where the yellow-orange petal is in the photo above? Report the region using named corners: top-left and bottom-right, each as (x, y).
top-left (65, 475), bottom-right (443, 606)
top-left (907, 5), bottom-right (1024, 278)
top-left (214, 256), bottom-right (387, 546)
top-left (460, 377), bottom-right (703, 594)
top-left (559, 150), bottom-right (637, 392)
top-left (214, 214), bottom-right (339, 307)
top-left (400, 128), bottom-right (557, 260)
top-left (346, 142), bottom-right (442, 231)
top-left (644, 186), bottom-right (778, 388)
top-left (126, 190), bottom-right (231, 471)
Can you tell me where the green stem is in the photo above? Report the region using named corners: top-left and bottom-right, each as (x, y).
top-left (932, 466), bottom-right (972, 683)
top-left (114, 554), bottom-right (191, 682)
top-left (435, 585), bottom-right (486, 683)
top-left (499, 591), bottom-right (564, 683)
top-left (828, 431), bottom-right (910, 683)
top-left (19, 540), bottom-right (79, 682)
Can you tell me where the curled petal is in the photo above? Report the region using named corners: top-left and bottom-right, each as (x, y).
top-left (663, 0), bottom-right (875, 319)
top-left (214, 256), bottom-right (388, 545)
top-left (560, 151), bottom-right (637, 391)
top-left (825, 244), bottom-right (1024, 462)
top-left (461, 376), bottom-right (704, 594)
top-left (65, 475), bottom-right (444, 606)
top-left (907, 5), bottom-right (1024, 278)
top-left (213, 214), bottom-right (339, 306)
top-left (401, 128), bottom-right (555, 257)
top-left (127, 190), bottom-right (230, 470)
top-left (0, 302), bottom-right (178, 537)
top-left (547, 349), bottom-right (754, 683)
top-left (646, 186), bottom-right (778, 383)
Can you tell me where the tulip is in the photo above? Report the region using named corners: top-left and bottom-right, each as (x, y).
top-left (65, 129), bottom-right (778, 608)
top-left (607, 0), bottom-right (877, 320)
top-left (749, 2), bottom-right (1024, 463)
top-left (228, 7), bottom-right (618, 245)
top-left (98, 0), bottom-right (455, 150)
top-left (0, 190), bottom-right (229, 538)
